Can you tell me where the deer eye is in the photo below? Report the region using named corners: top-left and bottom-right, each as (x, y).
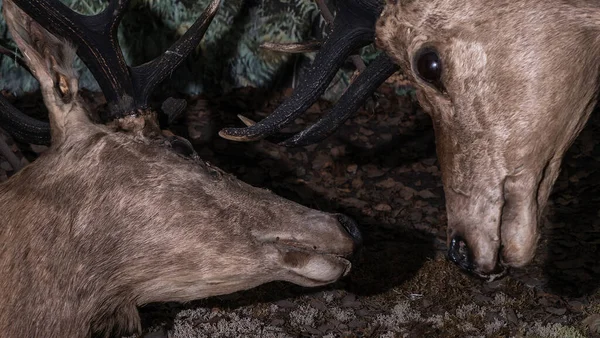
top-left (414, 47), bottom-right (443, 90)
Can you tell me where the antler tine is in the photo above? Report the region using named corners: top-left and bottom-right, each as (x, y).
top-left (260, 41), bottom-right (322, 53)
top-left (315, 0), bottom-right (335, 24)
top-left (218, 0), bottom-right (383, 142)
top-left (0, 46), bottom-right (30, 73)
top-left (281, 54), bottom-right (398, 147)
top-left (316, 0), bottom-right (366, 72)
top-left (218, 27), bottom-right (369, 141)
top-left (130, 0), bottom-right (221, 106)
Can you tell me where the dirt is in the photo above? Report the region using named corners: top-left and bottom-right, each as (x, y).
top-left (1, 78), bottom-right (599, 337)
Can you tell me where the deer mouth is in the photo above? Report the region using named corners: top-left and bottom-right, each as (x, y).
top-left (254, 213), bottom-right (360, 286)
top-left (471, 259), bottom-right (508, 282)
top-left (273, 242), bottom-right (354, 286)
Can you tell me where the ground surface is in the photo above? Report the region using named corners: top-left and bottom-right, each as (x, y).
top-left (1, 79), bottom-right (600, 337)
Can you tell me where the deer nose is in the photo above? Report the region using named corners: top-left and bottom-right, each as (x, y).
top-left (447, 235), bottom-right (473, 272)
top-left (336, 214), bottom-right (363, 247)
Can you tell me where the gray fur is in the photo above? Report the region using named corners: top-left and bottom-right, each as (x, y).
top-left (376, 0), bottom-right (600, 275)
top-left (0, 2), bottom-right (357, 336)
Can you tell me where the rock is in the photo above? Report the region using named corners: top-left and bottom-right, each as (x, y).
top-left (355, 309), bottom-right (371, 317)
top-left (303, 325), bottom-right (322, 335)
top-left (341, 294), bottom-right (356, 305)
top-left (352, 178), bottom-right (364, 189)
top-left (400, 187), bottom-right (417, 200)
top-left (545, 307), bottom-right (567, 316)
top-left (376, 178), bottom-right (399, 189)
top-left (418, 189), bottom-right (437, 199)
top-left (473, 294), bottom-right (493, 304)
top-left (410, 211), bottom-right (423, 222)
top-left (143, 329), bottom-right (167, 338)
top-left (270, 318), bottom-right (285, 326)
top-left (275, 300), bottom-right (297, 309)
top-left (330, 146), bottom-right (346, 157)
top-left (374, 203), bottom-right (392, 212)
top-left (348, 319), bottom-right (366, 329)
top-left (341, 197), bottom-right (368, 209)
top-left (568, 300), bottom-right (585, 312)
top-left (317, 323), bottom-right (335, 333)
top-left (312, 153), bottom-right (333, 170)
top-left (359, 127), bottom-right (374, 136)
top-left (583, 314), bottom-right (600, 334)
top-left (341, 294), bottom-right (362, 308)
top-left (363, 165), bottom-right (385, 178)
top-left (505, 308), bottom-right (518, 325)
top-left (309, 299), bottom-right (328, 312)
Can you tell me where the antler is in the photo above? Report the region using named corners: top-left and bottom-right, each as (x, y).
top-left (0, 46), bottom-right (52, 144)
top-left (218, 0), bottom-right (399, 145)
top-left (0, 95), bottom-right (51, 145)
top-left (281, 54), bottom-right (398, 147)
top-left (3, 0), bottom-right (221, 143)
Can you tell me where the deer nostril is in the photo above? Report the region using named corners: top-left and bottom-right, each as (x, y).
top-left (447, 235), bottom-right (473, 271)
top-left (336, 214), bottom-right (363, 247)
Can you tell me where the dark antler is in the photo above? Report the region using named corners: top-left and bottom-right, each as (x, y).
top-left (0, 47), bottom-right (51, 145)
top-left (219, 0), bottom-right (397, 144)
top-left (0, 94), bottom-right (50, 145)
top-left (12, 0), bottom-right (134, 116)
top-left (281, 54), bottom-right (398, 147)
top-left (2, 0), bottom-right (221, 144)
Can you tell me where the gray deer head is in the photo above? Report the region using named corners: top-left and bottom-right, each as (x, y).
top-left (219, 0), bottom-right (600, 279)
top-left (0, 1), bottom-right (361, 336)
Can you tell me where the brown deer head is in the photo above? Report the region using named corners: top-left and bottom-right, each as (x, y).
top-left (376, 0), bottom-right (600, 278)
top-left (0, 1), bottom-right (361, 336)
top-left (217, 0), bottom-right (600, 279)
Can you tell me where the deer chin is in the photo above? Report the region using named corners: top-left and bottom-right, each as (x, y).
top-left (472, 265), bottom-right (508, 283)
top-left (275, 245), bottom-right (353, 287)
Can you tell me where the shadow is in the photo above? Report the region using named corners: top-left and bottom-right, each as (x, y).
top-left (138, 87), bottom-right (437, 333)
top-left (543, 109), bottom-right (600, 297)
top-left (138, 225), bottom-right (435, 332)
top-left (199, 96), bottom-right (439, 296)
top-left (345, 121), bottom-right (436, 169)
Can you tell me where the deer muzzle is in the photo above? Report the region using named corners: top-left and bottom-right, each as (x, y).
top-left (253, 211), bottom-right (362, 286)
top-left (445, 168), bottom-right (547, 280)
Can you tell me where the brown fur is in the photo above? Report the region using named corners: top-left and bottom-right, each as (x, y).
top-left (0, 2), bottom-right (358, 337)
top-left (376, 0), bottom-right (600, 275)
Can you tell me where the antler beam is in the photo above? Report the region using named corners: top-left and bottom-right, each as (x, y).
top-left (281, 54), bottom-right (398, 147)
top-left (218, 0), bottom-right (390, 144)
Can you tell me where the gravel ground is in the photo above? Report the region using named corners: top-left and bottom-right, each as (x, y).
top-left (1, 79), bottom-right (599, 337)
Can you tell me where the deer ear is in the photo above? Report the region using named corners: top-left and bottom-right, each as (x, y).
top-left (3, 0), bottom-right (82, 143)
top-left (3, 0), bottom-right (78, 103)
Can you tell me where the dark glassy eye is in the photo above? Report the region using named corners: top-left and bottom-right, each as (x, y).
top-left (414, 47), bottom-right (443, 88)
